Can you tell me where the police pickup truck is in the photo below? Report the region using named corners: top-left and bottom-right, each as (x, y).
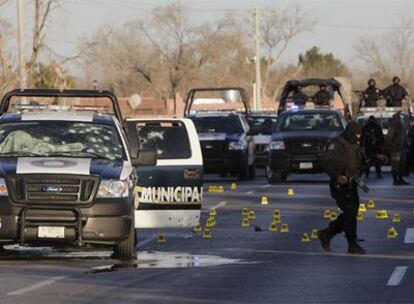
top-left (185, 87), bottom-right (256, 180)
top-left (247, 112), bottom-right (277, 168)
top-left (0, 89), bottom-right (156, 260)
top-left (125, 118), bottom-right (203, 228)
top-left (266, 108), bottom-right (346, 183)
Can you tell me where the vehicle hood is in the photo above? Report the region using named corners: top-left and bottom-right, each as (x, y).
top-left (271, 130), bottom-right (340, 141)
top-left (0, 157), bottom-right (131, 180)
top-left (198, 132), bottom-right (243, 142)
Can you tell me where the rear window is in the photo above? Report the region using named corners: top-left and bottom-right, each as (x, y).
top-left (276, 112), bottom-right (343, 132)
top-left (191, 116), bottom-right (243, 134)
top-left (137, 121), bottom-right (191, 159)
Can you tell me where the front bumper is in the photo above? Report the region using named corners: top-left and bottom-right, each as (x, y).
top-left (268, 150), bottom-right (326, 174)
top-left (0, 197), bottom-right (133, 246)
top-left (203, 150), bottom-right (248, 173)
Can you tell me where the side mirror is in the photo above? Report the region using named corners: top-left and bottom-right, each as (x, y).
top-left (131, 150), bottom-right (157, 166)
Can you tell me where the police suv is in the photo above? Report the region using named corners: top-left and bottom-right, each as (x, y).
top-left (185, 88), bottom-right (256, 180)
top-left (0, 89), bottom-right (156, 260)
top-left (125, 118), bottom-right (203, 228)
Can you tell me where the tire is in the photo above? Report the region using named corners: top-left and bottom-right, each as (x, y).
top-left (248, 163), bottom-right (256, 180)
top-left (265, 165), bottom-right (287, 184)
top-left (113, 208), bottom-right (136, 261)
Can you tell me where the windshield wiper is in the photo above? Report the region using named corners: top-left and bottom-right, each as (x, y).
top-left (0, 151), bottom-right (43, 157)
top-left (46, 151), bottom-right (109, 159)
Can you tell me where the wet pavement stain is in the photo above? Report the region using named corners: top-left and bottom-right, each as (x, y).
top-left (86, 251), bottom-right (247, 273)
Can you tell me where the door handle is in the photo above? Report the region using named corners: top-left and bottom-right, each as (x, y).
top-left (184, 169), bottom-right (201, 179)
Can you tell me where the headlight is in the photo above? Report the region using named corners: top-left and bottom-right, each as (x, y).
top-left (0, 178), bottom-right (7, 196)
top-left (228, 141), bottom-right (247, 150)
top-left (97, 180), bottom-right (129, 198)
top-left (269, 141), bottom-right (285, 150)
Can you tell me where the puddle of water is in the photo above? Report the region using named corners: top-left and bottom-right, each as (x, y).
top-left (87, 251), bottom-right (247, 273)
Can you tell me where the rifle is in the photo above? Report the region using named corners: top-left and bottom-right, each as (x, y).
top-left (345, 171), bottom-right (370, 193)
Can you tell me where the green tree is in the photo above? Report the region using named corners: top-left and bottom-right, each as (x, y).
top-left (300, 46), bottom-right (350, 78)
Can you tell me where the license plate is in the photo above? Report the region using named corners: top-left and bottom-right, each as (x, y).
top-left (38, 226), bottom-right (65, 238)
top-left (299, 162), bottom-right (313, 169)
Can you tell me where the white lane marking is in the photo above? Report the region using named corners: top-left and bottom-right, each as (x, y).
top-left (260, 184), bottom-right (271, 188)
top-left (8, 276), bottom-right (66, 296)
top-left (387, 266), bottom-right (408, 286)
top-left (245, 190), bottom-right (254, 195)
top-left (136, 234), bottom-right (157, 248)
top-left (404, 228), bottom-right (414, 243)
top-left (211, 201), bottom-right (227, 209)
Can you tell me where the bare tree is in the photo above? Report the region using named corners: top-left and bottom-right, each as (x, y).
top-left (259, 6), bottom-right (315, 98)
top-left (27, 0), bottom-right (60, 85)
top-left (354, 14), bottom-right (414, 88)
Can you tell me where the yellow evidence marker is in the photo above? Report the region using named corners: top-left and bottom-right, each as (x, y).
top-left (330, 212), bottom-right (337, 221)
top-left (376, 210), bottom-right (389, 219)
top-left (311, 229), bottom-right (319, 239)
top-left (387, 227), bottom-right (398, 239)
top-left (230, 183), bottom-right (237, 190)
top-left (242, 208), bottom-right (249, 216)
top-left (273, 209), bottom-right (281, 217)
top-left (357, 212), bottom-right (364, 221)
top-left (392, 213), bottom-right (401, 223)
top-left (242, 218), bottom-right (250, 228)
top-left (323, 210), bottom-right (331, 219)
top-left (203, 229), bottom-right (212, 239)
top-left (261, 196), bottom-right (269, 205)
top-left (269, 222), bottom-right (278, 232)
top-left (248, 211), bottom-right (256, 220)
top-left (367, 200), bottom-right (375, 209)
top-left (273, 216), bottom-right (281, 224)
top-left (157, 234), bottom-right (167, 244)
top-left (301, 233), bottom-right (311, 242)
top-left (359, 204), bottom-right (367, 213)
top-left (193, 223), bottom-right (202, 233)
top-left (280, 223), bottom-right (289, 233)
top-left (209, 208), bottom-right (217, 217)
top-left (206, 217), bottom-right (216, 228)
top-left (288, 188), bottom-right (294, 196)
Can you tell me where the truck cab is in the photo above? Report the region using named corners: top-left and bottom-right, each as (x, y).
top-left (0, 89), bottom-right (155, 260)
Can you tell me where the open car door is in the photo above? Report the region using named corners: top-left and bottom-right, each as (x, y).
top-left (184, 87), bottom-right (250, 117)
top-left (126, 118), bottom-right (203, 228)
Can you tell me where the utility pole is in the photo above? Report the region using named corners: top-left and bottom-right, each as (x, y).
top-left (16, 0), bottom-right (27, 89)
top-left (254, 7), bottom-right (262, 111)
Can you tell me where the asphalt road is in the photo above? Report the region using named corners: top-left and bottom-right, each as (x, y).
top-left (1, 171), bottom-right (414, 304)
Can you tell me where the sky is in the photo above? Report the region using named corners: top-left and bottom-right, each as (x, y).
top-left (1, 0), bottom-right (414, 72)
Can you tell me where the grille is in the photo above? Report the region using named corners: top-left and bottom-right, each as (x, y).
top-left (255, 144), bottom-right (268, 155)
top-left (7, 175), bottom-right (99, 206)
top-left (286, 139), bottom-right (327, 153)
top-left (200, 141), bottom-right (226, 159)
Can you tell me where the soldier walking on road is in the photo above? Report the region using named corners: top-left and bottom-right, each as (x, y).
top-left (386, 113), bottom-right (410, 186)
top-left (360, 116), bottom-right (385, 179)
top-left (382, 77), bottom-right (408, 107)
top-left (318, 122), bottom-right (366, 254)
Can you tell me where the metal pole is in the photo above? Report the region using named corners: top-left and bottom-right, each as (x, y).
top-left (17, 0), bottom-right (27, 89)
top-left (254, 7), bottom-right (262, 111)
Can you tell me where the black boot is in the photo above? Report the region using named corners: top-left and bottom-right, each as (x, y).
top-left (393, 174), bottom-right (402, 186)
top-left (348, 244), bottom-right (366, 254)
top-left (399, 176), bottom-right (410, 185)
top-left (317, 229), bottom-right (332, 252)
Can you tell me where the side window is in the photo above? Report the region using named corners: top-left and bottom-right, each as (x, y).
top-left (136, 121), bottom-right (192, 159)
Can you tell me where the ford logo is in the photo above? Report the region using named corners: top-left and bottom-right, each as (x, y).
top-left (41, 185), bottom-right (63, 193)
top-left (302, 143), bottom-right (312, 148)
